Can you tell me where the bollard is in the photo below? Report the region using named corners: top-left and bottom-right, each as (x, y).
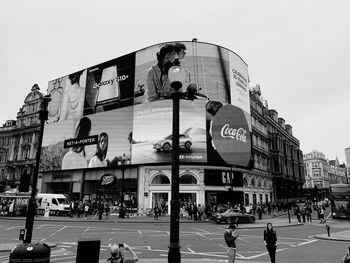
top-left (326, 224), bottom-right (330, 237)
top-left (9, 242), bottom-right (50, 263)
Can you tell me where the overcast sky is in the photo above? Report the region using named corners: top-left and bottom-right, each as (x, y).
top-left (0, 0), bottom-right (349, 163)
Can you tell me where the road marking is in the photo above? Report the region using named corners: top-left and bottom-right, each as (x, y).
top-left (50, 256), bottom-right (76, 261)
top-left (40, 226), bottom-right (67, 242)
top-left (297, 239), bottom-right (317, 246)
top-left (193, 228), bottom-right (211, 234)
top-left (82, 226), bottom-right (90, 234)
top-left (186, 247), bottom-right (196, 253)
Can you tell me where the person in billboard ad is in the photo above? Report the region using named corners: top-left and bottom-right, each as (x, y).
top-left (47, 70), bottom-right (87, 124)
top-left (131, 100), bottom-right (207, 164)
top-left (135, 41), bottom-right (235, 105)
top-left (61, 116), bottom-right (92, 170)
top-left (40, 107), bottom-right (133, 171)
top-left (88, 132), bottom-right (109, 168)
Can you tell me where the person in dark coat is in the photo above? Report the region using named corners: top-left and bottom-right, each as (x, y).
top-left (264, 222), bottom-right (277, 263)
top-left (193, 203), bottom-right (198, 221)
top-left (224, 224), bottom-right (239, 263)
top-left (98, 201), bottom-right (104, 220)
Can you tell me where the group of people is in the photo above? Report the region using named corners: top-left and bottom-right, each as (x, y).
top-left (224, 222), bottom-right (277, 263)
top-left (69, 199), bottom-right (111, 220)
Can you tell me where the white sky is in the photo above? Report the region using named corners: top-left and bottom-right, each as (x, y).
top-left (0, 0), bottom-right (349, 163)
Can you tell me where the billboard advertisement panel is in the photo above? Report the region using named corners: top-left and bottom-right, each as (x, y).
top-left (41, 41), bottom-right (251, 171)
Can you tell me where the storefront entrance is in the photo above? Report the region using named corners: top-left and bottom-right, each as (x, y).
top-left (152, 192), bottom-right (169, 215)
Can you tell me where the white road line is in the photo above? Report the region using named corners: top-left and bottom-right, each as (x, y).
top-left (193, 228), bottom-right (211, 234)
top-left (245, 247), bottom-right (289, 260)
top-left (196, 232), bottom-right (210, 239)
top-left (40, 226), bottom-right (67, 242)
top-left (82, 226), bottom-right (90, 234)
top-left (297, 239), bottom-right (317, 246)
top-left (186, 247), bottom-right (196, 253)
top-left (50, 256), bottom-right (76, 261)
top-left (57, 245), bottom-right (71, 248)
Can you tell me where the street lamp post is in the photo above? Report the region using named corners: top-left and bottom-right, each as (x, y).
top-left (24, 94), bottom-right (51, 243)
top-left (167, 59), bottom-right (185, 263)
top-left (119, 153), bottom-right (126, 218)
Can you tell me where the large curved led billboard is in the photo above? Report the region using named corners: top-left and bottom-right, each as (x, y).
top-left (40, 41), bottom-right (251, 171)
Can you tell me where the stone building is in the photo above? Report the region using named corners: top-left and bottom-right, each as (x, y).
top-left (0, 84), bottom-right (43, 192)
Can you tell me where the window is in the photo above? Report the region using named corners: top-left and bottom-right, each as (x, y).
top-left (151, 174), bottom-right (170, 184)
top-left (52, 199), bottom-right (58, 205)
top-left (179, 174), bottom-right (197, 184)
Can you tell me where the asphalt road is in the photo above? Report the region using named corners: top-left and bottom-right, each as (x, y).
top-left (0, 219), bottom-right (348, 262)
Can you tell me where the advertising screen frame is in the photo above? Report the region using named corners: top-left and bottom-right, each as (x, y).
top-left (41, 40), bottom-right (252, 172)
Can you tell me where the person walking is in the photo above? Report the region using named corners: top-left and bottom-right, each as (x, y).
top-left (224, 224), bottom-right (239, 263)
top-left (264, 222), bottom-right (277, 263)
top-left (44, 204), bottom-right (50, 220)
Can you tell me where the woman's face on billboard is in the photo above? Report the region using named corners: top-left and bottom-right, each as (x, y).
top-left (99, 134), bottom-right (108, 151)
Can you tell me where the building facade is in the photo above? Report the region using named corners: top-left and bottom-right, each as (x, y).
top-left (0, 84), bottom-right (43, 192)
top-left (249, 85), bottom-right (305, 203)
top-left (303, 150), bottom-right (329, 189)
top-left (327, 158), bottom-right (348, 185)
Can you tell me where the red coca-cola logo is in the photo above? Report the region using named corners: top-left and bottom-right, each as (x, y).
top-left (211, 104), bottom-right (251, 167)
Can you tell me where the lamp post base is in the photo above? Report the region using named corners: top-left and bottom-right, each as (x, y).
top-left (168, 243), bottom-right (181, 263)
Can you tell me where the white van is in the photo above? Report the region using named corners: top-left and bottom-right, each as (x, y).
top-left (37, 193), bottom-right (71, 216)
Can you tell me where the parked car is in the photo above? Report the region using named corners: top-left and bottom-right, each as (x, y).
top-left (211, 209), bottom-right (255, 224)
top-left (153, 134), bottom-right (192, 152)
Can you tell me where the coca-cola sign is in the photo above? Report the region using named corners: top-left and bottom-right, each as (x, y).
top-left (211, 104), bottom-right (251, 167)
top-left (221, 125), bottom-right (247, 142)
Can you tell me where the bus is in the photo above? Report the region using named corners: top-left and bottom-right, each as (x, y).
top-left (329, 183), bottom-right (350, 220)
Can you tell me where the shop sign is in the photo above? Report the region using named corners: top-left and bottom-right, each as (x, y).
top-left (100, 174), bottom-right (116, 186)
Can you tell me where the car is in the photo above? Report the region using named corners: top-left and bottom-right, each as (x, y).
top-left (210, 209), bottom-right (255, 224)
top-left (153, 134), bottom-right (192, 152)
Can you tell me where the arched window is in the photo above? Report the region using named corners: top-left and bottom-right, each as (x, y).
top-left (243, 178), bottom-right (248, 187)
top-left (151, 174), bottom-right (170, 184)
top-left (179, 174), bottom-right (197, 184)
top-left (257, 180), bottom-right (261, 188)
top-left (251, 179), bottom-right (256, 187)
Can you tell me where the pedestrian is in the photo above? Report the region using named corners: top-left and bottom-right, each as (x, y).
top-left (301, 206), bottom-right (306, 223)
top-left (341, 246), bottom-right (350, 263)
top-left (319, 206), bottom-right (325, 223)
top-left (84, 202), bottom-right (89, 219)
top-left (295, 206), bottom-right (301, 223)
top-left (44, 204), bottom-right (50, 220)
top-left (107, 243), bottom-right (139, 263)
top-left (224, 224), bottom-right (239, 263)
top-left (98, 201), bottom-right (104, 220)
top-left (193, 203), bottom-right (198, 221)
top-left (257, 206), bottom-right (262, 220)
top-left (306, 206), bottom-right (312, 223)
top-left (264, 222), bottom-right (277, 263)
top-left (105, 202), bottom-right (110, 220)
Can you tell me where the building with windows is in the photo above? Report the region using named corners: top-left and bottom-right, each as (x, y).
top-left (0, 84), bottom-right (43, 192)
top-left (328, 158), bottom-right (348, 185)
top-left (249, 85), bottom-right (305, 204)
top-left (303, 150), bottom-right (329, 189)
